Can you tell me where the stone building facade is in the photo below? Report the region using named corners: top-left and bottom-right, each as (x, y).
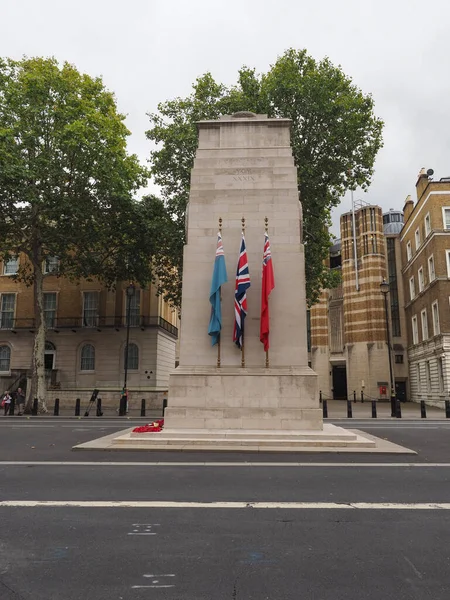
top-left (309, 205), bottom-right (408, 402)
top-left (400, 171), bottom-right (450, 405)
top-left (0, 256), bottom-right (178, 408)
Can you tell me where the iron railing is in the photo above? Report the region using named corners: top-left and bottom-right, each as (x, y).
top-left (0, 316), bottom-right (178, 337)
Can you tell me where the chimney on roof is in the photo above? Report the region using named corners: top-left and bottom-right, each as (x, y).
top-left (403, 194), bottom-right (414, 222)
top-left (416, 167), bottom-right (430, 200)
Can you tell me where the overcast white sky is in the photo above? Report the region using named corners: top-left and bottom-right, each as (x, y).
top-left (2, 0), bottom-right (450, 235)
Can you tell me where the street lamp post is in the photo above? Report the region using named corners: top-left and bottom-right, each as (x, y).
top-left (380, 278), bottom-right (397, 417)
top-left (120, 283), bottom-right (135, 416)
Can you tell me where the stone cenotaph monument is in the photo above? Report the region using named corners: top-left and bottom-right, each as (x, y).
top-left (166, 113), bottom-right (321, 433)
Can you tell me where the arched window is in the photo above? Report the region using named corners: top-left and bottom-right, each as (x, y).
top-left (125, 343), bottom-right (139, 370)
top-left (81, 344), bottom-right (95, 371)
top-left (0, 345), bottom-right (11, 372)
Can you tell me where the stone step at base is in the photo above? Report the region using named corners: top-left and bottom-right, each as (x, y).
top-left (130, 429), bottom-right (359, 442)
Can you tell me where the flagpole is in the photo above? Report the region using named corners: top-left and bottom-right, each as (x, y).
top-left (265, 216), bottom-right (270, 369)
top-left (241, 216), bottom-right (246, 369)
top-left (217, 217), bottom-right (222, 369)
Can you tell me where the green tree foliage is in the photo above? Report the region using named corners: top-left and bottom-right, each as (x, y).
top-left (147, 49), bottom-right (384, 306)
top-left (0, 57), bottom-right (150, 411)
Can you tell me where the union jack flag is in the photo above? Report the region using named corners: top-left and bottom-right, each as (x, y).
top-left (233, 234), bottom-right (251, 349)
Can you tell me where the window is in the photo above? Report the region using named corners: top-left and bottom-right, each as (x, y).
top-left (0, 294), bottom-right (16, 329)
top-left (409, 276), bottom-right (415, 301)
top-left (421, 309), bottom-right (428, 341)
top-left (432, 301), bottom-right (440, 336)
top-left (395, 354), bottom-right (404, 364)
top-left (418, 267), bottom-right (424, 292)
top-left (3, 257), bottom-right (18, 275)
top-left (125, 343), bottom-right (139, 370)
top-left (81, 344), bottom-right (95, 371)
top-left (426, 361), bottom-right (432, 390)
top-left (442, 207), bottom-right (450, 229)
top-left (428, 255), bottom-right (435, 282)
top-left (415, 228), bottom-right (420, 250)
top-left (0, 345), bottom-right (11, 372)
top-left (412, 315), bottom-right (419, 345)
top-left (126, 290), bottom-right (141, 327)
top-left (438, 357), bottom-right (445, 393)
top-left (83, 292), bottom-right (99, 327)
top-left (406, 241), bottom-right (412, 261)
top-left (371, 234), bottom-right (377, 254)
top-left (43, 256), bottom-right (59, 274)
top-left (43, 293), bottom-right (57, 328)
top-left (424, 213), bottom-right (431, 237)
top-left (446, 250), bottom-right (450, 278)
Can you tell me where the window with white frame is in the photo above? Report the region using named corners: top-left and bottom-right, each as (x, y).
top-left (432, 301), bottom-right (440, 336)
top-left (409, 276), bottom-right (415, 301)
top-left (83, 292), bottom-right (99, 327)
top-left (428, 255), bottom-right (436, 282)
top-left (125, 342), bottom-right (139, 370)
top-left (43, 256), bottom-right (59, 274)
top-left (421, 309), bottom-right (428, 341)
top-left (442, 207), bottom-right (450, 229)
top-left (415, 228), bottom-right (421, 250)
top-left (80, 344), bottom-right (95, 371)
top-left (0, 345), bottom-right (11, 372)
top-left (446, 250), bottom-right (450, 278)
top-left (424, 213), bottom-right (431, 237)
top-left (418, 267), bottom-right (425, 292)
top-left (438, 357), bottom-right (445, 393)
top-left (406, 241), bottom-right (412, 261)
top-left (0, 294), bottom-right (16, 329)
top-left (3, 257), bottom-right (18, 275)
top-left (412, 315), bottom-right (419, 345)
top-left (43, 293), bottom-right (57, 328)
top-left (426, 361), bottom-right (432, 390)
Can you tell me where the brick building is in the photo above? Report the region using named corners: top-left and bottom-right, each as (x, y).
top-left (309, 205), bottom-right (408, 402)
top-left (0, 256), bottom-right (178, 408)
top-left (400, 170), bottom-right (450, 405)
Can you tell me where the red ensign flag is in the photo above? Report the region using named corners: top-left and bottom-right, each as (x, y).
top-left (260, 232), bottom-right (275, 351)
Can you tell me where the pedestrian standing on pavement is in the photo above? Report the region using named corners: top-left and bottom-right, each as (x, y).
top-left (15, 388), bottom-right (25, 416)
top-left (2, 391), bottom-right (12, 415)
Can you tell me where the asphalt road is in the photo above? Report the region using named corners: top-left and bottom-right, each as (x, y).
top-left (1, 417), bottom-right (450, 599)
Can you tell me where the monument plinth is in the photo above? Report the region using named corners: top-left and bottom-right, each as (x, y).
top-left (165, 113), bottom-right (322, 431)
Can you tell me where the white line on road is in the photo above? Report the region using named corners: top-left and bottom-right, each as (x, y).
top-left (131, 585), bottom-right (175, 589)
top-left (143, 574), bottom-right (175, 578)
top-left (2, 500), bottom-right (450, 509)
top-left (1, 460), bottom-right (450, 467)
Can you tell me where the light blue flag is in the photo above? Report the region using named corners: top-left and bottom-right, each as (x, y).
top-left (208, 232), bottom-right (228, 346)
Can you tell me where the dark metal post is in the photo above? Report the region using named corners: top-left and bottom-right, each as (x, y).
top-left (420, 400), bottom-right (427, 419)
top-left (121, 283), bottom-right (135, 416)
top-left (96, 397), bottom-right (103, 417)
top-left (9, 397), bottom-right (15, 416)
top-left (32, 398), bottom-right (38, 416)
top-left (162, 398), bottom-right (168, 417)
top-left (445, 400), bottom-right (450, 419)
top-left (361, 390), bottom-right (364, 403)
top-left (371, 400), bottom-right (377, 418)
top-left (319, 390), bottom-right (322, 404)
top-left (353, 390), bottom-right (356, 403)
top-left (395, 398), bottom-right (402, 419)
top-left (75, 398), bottom-right (80, 416)
top-left (322, 399), bottom-right (328, 419)
top-left (53, 398), bottom-right (60, 416)
top-left (347, 400), bottom-right (352, 418)
top-left (140, 398), bottom-right (146, 417)
top-left (380, 279), bottom-right (396, 417)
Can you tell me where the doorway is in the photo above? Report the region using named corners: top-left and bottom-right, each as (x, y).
top-left (396, 381), bottom-right (407, 403)
top-left (332, 365), bottom-right (347, 400)
top-left (44, 341), bottom-right (56, 370)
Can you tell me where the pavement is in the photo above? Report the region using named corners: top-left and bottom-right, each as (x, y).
top-left (1, 415), bottom-right (450, 599)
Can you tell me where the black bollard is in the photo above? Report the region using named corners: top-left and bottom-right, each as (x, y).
top-left (396, 399), bottom-right (402, 419)
top-left (140, 398), bottom-right (146, 417)
top-left (9, 398), bottom-right (15, 416)
top-left (32, 398), bottom-right (38, 416)
top-left (162, 398), bottom-right (168, 416)
top-left (53, 398), bottom-right (60, 416)
top-left (372, 400), bottom-right (377, 418)
top-left (353, 390), bottom-right (357, 403)
top-left (322, 399), bottom-right (328, 419)
top-left (319, 390), bottom-right (322, 404)
top-left (446, 400), bottom-right (450, 419)
top-left (361, 390), bottom-right (364, 403)
top-left (75, 398), bottom-right (81, 416)
top-left (347, 400), bottom-right (353, 418)
top-left (420, 400), bottom-right (427, 419)
top-left (96, 397), bottom-right (103, 417)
